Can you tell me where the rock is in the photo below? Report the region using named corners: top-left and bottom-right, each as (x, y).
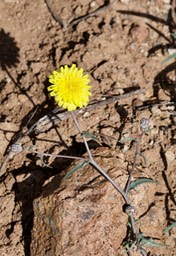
top-left (30, 147), bottom-right (128, 255)
top-left (129, 24), bottom-right (149, 43)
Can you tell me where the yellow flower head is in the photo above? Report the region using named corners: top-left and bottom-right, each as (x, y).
top-left (48, 64), bottom-right (91, 111)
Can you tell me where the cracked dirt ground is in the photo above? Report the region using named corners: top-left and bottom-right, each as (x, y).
top-left (0, 0), bottom-right (176, 255)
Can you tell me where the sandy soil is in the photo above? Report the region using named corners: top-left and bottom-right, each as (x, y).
top-left (0, 0), bottom-right (176, 255)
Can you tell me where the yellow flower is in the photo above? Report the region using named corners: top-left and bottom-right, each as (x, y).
top-left (48, 64), bottom-right (91, 111)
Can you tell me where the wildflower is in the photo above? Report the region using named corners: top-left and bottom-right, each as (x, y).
top-left (48, 64), bottom-right (91, 111)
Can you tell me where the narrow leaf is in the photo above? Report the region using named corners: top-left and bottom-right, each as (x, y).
top-left (163, 222), bottom-right (176, 234)
top-left (83, 131), bottom-right (99, 143)
top-left (129, 178), bottom-right (157, 191)
top-left (171, 33), bottom-right (176, 39)
top-left (63, 161), bottom-right (88, 179)
top-left (141, 237), bottom-right (167, 247)
top-left (138, 153), bottom-right (147, 165)
top-left (138, 232), bottom-right (167, 248)
top-left (161, 52), bottom-right (176, 64)
top-left (119, 137), bottom-right (137, 143)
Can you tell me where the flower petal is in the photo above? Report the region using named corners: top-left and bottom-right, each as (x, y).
top-left (48, 64), bottom-right (91, 111)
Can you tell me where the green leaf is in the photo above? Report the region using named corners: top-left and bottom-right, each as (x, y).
top-left (163, 222), bottom-right (176, 234)
top-left (171, 33), bottom-right (176, 39)
top-left (63, 161), bottom-right (88, 179)
top-left (119, 137), bottom-right (137, 143)
top-left (82, 131), bottom-right (99, 143)
top-left (138, 232), bottom-right (167, 248)
top-left (138, 153), bottom-right (147, 165)
top-left (140, 237), bottom-right (167, 247)
top-left (161, 52), bottom-right (176, 64)
top-left (129, 178), bottom-right (157, 191)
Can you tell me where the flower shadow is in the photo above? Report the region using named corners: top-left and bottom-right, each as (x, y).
top-left (0, 28), bottom-right (20, 70)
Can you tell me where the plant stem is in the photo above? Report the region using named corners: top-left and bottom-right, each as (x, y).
top-left (71, 111), bottom-right (129, 203)
top-left (71, 113), bottom-right (150, 254)
top-left (31, 151), bottom-right (88, 162)
top-left (124, 131), bottom-right (144, 193)
top-left (71, 111), bottom-right (94, 161)
top-left (91, 159), bottom-right (129, 204)
top-left (71, 111), bottom-right (137, 243)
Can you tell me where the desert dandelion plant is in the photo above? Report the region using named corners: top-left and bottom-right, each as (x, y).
top-left (48, 64), bottom-right (92, 111)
